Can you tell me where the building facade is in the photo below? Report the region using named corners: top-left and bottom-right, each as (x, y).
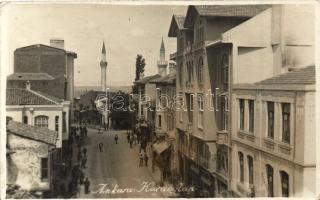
top-left (7, 39), bottom-right (77, 120)
top-left (168, 5), bottom-right (272, 197)
top-left (231, 66), bottom-right (316, 197)
top-left (7, 120), bottom-right (57, 196)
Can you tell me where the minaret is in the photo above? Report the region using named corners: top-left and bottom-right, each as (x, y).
top-left (100, 41), bottom-right (108, 92)
top-left (100, 41), bottom-right (109, 128)
top-left (157, 38), bottom-right (168, 77)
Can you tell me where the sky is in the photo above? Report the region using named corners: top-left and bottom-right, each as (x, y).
top-left (1, 4), bottom-right (187, 86)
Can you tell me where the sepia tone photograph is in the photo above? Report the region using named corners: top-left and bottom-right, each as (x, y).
top-left (1, 1), bottom-right (318, 199)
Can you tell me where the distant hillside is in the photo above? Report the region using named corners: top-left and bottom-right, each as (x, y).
top-left (74, 85), bottom-right (132, 98)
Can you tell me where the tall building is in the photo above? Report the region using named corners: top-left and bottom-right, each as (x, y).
top-left (100, 41), bottom-right (108, 92)
top-left (168, 5), bottom-right (271, 197)
top-left (157, 38), bottom-right (168, 77)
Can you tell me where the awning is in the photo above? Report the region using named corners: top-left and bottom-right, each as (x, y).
top-left (153, 141), bottom-right (170, 155)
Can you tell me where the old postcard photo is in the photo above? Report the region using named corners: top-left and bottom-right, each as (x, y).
top-left (1, 1), bottom-right (319, 199)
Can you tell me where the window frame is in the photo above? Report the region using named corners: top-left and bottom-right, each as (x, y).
top-left (247, 155), bottom-right (254, 185)
top-left (197, 57), bottom-right (204, 84)
top-left (238, 152), bottom-right (244, 183)
top-left (249, 100), bottom-right (255, 133)
top-left (239, 99), bottom-right (245, 130)
top-left (40, 157), bottom-right (49, 181)
top-left (266, 164), bottom-right (274, 197)
top-left (282, 103), bottom-right (291, 144)
top-left (35, 115), bottom-right (49, 128)
top-left (267, 102), bottom-right (275, 139)
top-left (280, 170), bottom-right (289, 197)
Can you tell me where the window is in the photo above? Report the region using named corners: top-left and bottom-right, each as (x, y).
top-left (62, 112), bottom-right (66, 133)
top-left (280, 171), bottom-right (289, 197)
top-left (198, 94), bottom-right (204, 128)
top-left (158, 115), bottom-right (162, 127)
top-left (282, 103), bottom-right (290, 143)
top-left (221, 54), bottom-right (229, 88)
top-left (197, 57), bottom-right (204, 84)
top-left (249, 100), bottom-right (254, 133)
top-left (247, 155), bottom-right (254, 185)
top-left (220, 96), bottom-right (229, 131)
top-left (140, 105), bottom-right (144, 116)
top-left (55, 116), bottom-right (59, 132)
top-left (266, 164), bottom-right (274, 197)
top-left (239, 99), bottom-right (245, 130)
top-left (41, 157), bottom-right (49, 180)
top-left (186, 94), bottom-right (193, 123)
top-left (186, 61), bottom-right (193, 83)
top-left (35, 116), bottom-right (49, 128)
top-left (238, 152), bottom-right (244, 183)
top-left (23, 116), bottom-right (28, 124)
top-left (267, 102), bottom-right (274, 138)
top-left (179, 63), bottom-right (183, 86)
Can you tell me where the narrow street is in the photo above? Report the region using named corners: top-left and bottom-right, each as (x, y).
top-left (77, 128), bottom-right (167, 198)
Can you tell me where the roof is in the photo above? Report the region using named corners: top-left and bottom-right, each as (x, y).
top-left (7, 120), bottom-right (57, 145)
top-left (184, 5), bottom-right (271, 28)
top-left (7, 73), bottom-right (55, 81)
top-left (134, 74), bottom-right (162, 85)
top-left (255, 66), bottom-right (315, 85)
top-left (150, 73), bottom-right (176, 85)
top-left (168, 15), bottom-right (187, 37)
top-left (15, 44), bottom-right (77, 58)
top-left (6, 88), bottom-right (60, 105)
top-left (102, 41), bottom-right (106, 54)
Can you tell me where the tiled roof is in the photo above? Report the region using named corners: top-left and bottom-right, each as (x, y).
top-left (150, 73), bottom-right (176, 85)
top-left (134, 74), bottom-right (162, 84)
top-left (255, 66), bottom-right (315, 85)
top-left (194, 5), bottom-right (271, 17)
top-left (34, 90), bottom-right (63, 103)
top-left (7, 73), bottom-right (55, 81)
top-left (6, 88), bottom-right (59, 105)
top-left (184, 5), bottom-right (271, 28)
top-left (7, 120), bottom-right (57, 145)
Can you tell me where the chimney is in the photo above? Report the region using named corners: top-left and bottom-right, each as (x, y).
top-left (26, 81), bottom-right (31, 90)
top-left (50, 38), bottom-right (65, 49)
top-left (169, 62), bottom-right (176, 75)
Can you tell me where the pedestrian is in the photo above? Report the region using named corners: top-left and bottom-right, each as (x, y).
top-left (114, 134), bottom-right (118, 144)
top-left (84, 126), bottom-right (88, 137)
top-left (129, 137), bottom-right (133, 148)
top-left (83, 147), bottom-right (87, 156)
top-left (144, 154), bottom-right (149, 167)
top-left (84, 178), bottom-right (91, 194)
top-left (81, 156), bottom-right (87, 169)
top-left (99, 143), bottom-right (103, 152)
top-left (139, 152), bottom-right (144, 167)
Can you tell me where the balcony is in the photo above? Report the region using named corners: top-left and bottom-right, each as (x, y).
top-left (217, 130), bottom-right (228, 146)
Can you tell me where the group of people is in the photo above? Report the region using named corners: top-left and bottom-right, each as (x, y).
top-left (126, 130), bottom-right (137, 148)
top-left (69, 124), bottom-right (91, 196)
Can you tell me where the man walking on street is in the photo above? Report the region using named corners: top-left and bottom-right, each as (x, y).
top-left (144, 154), bottom-right (149, 167)
top-left (114, 134), bottom-right (118, 144)
top-left (84, 178), bottom-right (91, 194)
top-left (139, 152), bottom-right (144, 167)
top-left (99, 143), bottom-right (103, 152)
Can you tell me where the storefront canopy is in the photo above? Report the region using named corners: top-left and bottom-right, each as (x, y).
top-left (153, 141), bottom-right (170, 155)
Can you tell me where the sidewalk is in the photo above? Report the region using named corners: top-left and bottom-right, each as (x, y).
top-left (132, 142), bottom-right (178, 198)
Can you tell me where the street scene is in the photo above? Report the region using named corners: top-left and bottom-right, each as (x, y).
top-left (3, 2), bottom-right (318, 199)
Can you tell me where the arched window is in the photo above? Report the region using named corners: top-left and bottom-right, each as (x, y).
top-left (197, 57), bottom-right (204, 84)
top-left (35, 115), bottom-right (49, 128)
top-left (238, 152), bottom-right (244, 183)
top-left (280, 171), bottom-right (289, 197)
top-left (247, 155), bottom-right (254, 185)
top-left (266, 164), bottom-right (274, 197)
